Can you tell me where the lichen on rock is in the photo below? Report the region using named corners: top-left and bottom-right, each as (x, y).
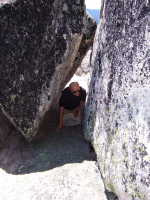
top-left (84, 0), bottom-right (150, 199)
top-left (0, 0), bottom-right (96, 142)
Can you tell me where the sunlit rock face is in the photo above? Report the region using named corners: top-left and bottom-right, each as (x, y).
top-left (0, 0), bottom-right (96, 142)
top-left (84, 0), bottom-right (150, 199)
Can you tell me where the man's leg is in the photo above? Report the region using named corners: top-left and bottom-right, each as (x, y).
top-left (63, 109), bottom-right (81, 127)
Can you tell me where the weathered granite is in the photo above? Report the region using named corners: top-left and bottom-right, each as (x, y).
top-left (75, 49), bottom-right (92, 76)
top-left (0, 0), bottom-right (96, 142)
top-left (0, 122), bottom-right (107, 200)
top-left (84, 0), bottom-right (150, 199)
top-left (0, 162), bottom-right (107, 200)
top-left (0, 107), bottom-right (15, 147)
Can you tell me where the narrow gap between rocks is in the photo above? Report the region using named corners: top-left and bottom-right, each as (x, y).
top-left (0, 50), bottom-right (118, 200)
top-left (0, 50), bottom-right (92, 175)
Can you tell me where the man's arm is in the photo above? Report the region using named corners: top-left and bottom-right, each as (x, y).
top-left (74, 100), bottom-right (85, 118)
top-left (78, 100), bottom-right (85, 110)
top-left (56, 107), bottom-right (64, 131)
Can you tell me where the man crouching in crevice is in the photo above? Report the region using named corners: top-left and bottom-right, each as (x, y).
top-left (56, 82), bottom-right (86, 131)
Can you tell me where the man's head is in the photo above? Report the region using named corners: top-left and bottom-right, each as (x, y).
top-left (69, 82), bottom-right (80, 96)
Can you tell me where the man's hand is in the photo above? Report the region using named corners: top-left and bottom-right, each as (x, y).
top-left (56, 123), bottom-right (63, 131)
top-left (74, 109), bottom-right (80, 118)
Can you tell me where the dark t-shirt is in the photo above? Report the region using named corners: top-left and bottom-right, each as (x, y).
top-left (59, 86), bottom-right (86, 110)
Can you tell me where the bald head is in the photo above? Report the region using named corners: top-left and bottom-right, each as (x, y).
top-left (69, 82), bottom-right (79, 89)
top-left (69, 82), bottom-right (80, 96)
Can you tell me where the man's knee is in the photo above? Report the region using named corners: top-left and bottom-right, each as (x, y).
top-left (63, 113), bottom-right (81, 127)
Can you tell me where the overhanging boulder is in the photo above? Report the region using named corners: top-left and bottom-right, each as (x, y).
top-left (0, 0), bottom-right (96, 142)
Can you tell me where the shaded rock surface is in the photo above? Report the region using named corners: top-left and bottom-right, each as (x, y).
top-left (0, 116), bottom-right (108, 200)
top-left (0, 106), bottom-right (15, 147)
top-left (0, 0), bottom-right (96, 142)
top-left (84, 0), bottom-right (150, 200)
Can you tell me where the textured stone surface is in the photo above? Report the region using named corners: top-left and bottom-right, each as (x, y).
top-left (0, 122), bottom-right (107, 200)
top-left (0, 107), bottom-right (15, 147)
top-left (0, 0), bottom-right (96, 142)
top-left (84, 0), bottom-right (150, 199)
top-left (0, 162), bottom-right (107, 200)
top-left (76, 49), bottom-right (92, 76)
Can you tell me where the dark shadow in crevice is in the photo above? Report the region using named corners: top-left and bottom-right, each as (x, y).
top-left (105, 190), bottom-right (119, 200)
top-left (0, 106), bottom-right (96, 175)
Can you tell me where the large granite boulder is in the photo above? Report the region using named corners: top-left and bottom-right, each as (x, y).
top-left (84, 0), bottom-right (150, 199)
top-left (0, 0), bottom-right (96, 142)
